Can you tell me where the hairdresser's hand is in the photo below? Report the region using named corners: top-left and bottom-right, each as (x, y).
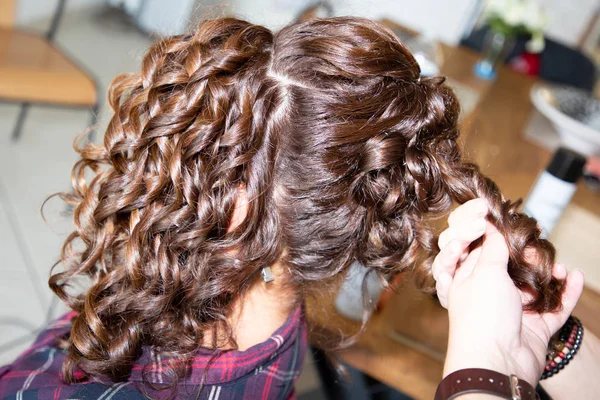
top-left (432, 199), bottom-right (585, 386)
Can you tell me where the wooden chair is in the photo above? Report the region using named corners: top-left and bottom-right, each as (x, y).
top-left (0, 0), bottom-right (99, 141)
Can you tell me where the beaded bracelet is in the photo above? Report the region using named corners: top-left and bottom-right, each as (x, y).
top-left (541, 316), bottom-right (583, 380)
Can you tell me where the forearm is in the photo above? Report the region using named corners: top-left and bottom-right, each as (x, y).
top-left (541, 328), bottom-right (600, 399)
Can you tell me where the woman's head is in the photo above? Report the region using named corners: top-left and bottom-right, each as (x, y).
top-left (50, 17), bottom-right (562, 382)
top-left (271, 18), bottom-right (460, 286)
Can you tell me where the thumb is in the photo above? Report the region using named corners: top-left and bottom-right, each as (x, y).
top-left (474, 222), bottom-right (509, 273)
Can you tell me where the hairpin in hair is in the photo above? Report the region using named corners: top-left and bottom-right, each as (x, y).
top-left (261, 266), bottom-right (275, 283)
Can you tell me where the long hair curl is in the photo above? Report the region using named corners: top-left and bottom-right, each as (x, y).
top-left (49, 17), bottom-right (563, 383)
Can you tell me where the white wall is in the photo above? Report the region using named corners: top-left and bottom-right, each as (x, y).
top-left (219, 0), bottom-right (600, 48)
top-left (333, 0), bottom-right (479, 44)
top-left (15, 0), bottom-right (104, 26)
top-left (19, 0), bottom-right (597, 48)
top-left (225, 0), bottom-right (316, 30)
top-left (542, 0), bottom-right (599, 47)
top-left (135, 0), bottom-right (198, 36)
top-left (227, 0), bottom-right (480, 45)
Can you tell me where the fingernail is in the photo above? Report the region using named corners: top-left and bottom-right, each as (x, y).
top-left (439, 271), bottom-right (452, 286)
top-left (575, 268), bottom-right (586, 279)
top-left (473, 198), bottom-right (488, 216)
top-left (449, 240), bottom-right (462, 255)
top-left (475, 218), bottom-right (487, 232)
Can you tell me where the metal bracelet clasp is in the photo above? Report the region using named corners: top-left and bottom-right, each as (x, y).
top-left (510, 374), bottom-right (522, 400)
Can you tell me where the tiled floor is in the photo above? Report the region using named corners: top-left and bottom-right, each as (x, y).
top-left (0, 5), bottom-right (324, 396)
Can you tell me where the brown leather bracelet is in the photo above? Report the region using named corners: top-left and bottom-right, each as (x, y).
top-left (435, 368), bottom-right (539, 400)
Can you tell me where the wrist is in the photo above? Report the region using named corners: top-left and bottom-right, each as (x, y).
top-left (444, 339), bottom-right (516, 379)
top-left (540, 315), bottom-right (583, 380)
top-left (436, 368), bottom-right (539, 400)
top-left (540, 330), bottom-right (600, 398)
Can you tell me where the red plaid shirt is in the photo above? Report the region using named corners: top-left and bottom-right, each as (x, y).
top-left (0, 306), bottom-right (306, 399)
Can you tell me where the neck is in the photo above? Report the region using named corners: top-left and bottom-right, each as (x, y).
top-left (204, 262), bottom-right (297, 351)
top-left (231, 262), bottom-right (297, 350)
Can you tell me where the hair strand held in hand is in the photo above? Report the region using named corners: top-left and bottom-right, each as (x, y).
top-left (46, 16), bottom-right (564, 385)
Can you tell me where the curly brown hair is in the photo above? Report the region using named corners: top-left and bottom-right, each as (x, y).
top-left (48, 17), bottom-right (563, 383)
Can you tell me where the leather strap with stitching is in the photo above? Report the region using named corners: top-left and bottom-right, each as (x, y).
top-left (434, 368), bottom-right (539, 400)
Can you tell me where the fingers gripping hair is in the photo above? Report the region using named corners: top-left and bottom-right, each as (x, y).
top-left (365, 75), bottom-right (563, 313)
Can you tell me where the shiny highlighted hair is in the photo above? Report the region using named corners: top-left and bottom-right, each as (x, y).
top-left (49, 17), bottom-right (563, 383)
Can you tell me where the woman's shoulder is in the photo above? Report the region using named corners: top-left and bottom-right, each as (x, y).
top-left (0, 312), bottom-right (76, 398)
top-left (1, 306), bottom-right (307, 399)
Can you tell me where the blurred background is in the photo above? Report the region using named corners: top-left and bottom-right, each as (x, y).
top-left (1, 1), bottom-right (599, 399)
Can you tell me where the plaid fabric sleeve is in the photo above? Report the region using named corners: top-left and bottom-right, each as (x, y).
top-left (0, 306), bottom-right (307, 399)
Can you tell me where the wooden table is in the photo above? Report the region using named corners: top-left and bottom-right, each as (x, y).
top-left (307, 44), bottom-right (600, 400)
